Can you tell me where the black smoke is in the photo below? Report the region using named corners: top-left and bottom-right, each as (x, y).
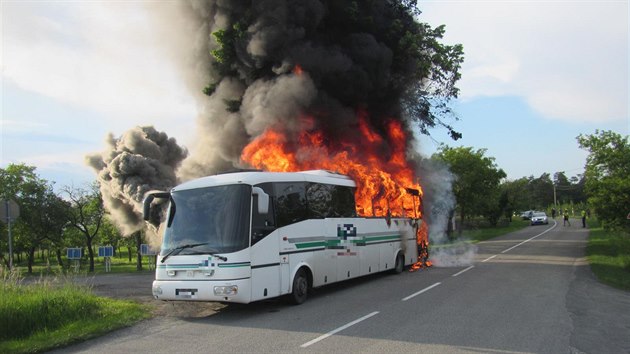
top-left (149, 0), bottom-right (463, 179)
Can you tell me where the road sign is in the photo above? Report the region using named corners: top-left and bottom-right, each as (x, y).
top-left (98, 246), bottom-right (114, 257)
top-left (0, 199), bottom-right (19, 224)
top-left (67, 248), bottom-right (82, 260)
top-left (627, 212), bottom-right (630, 220)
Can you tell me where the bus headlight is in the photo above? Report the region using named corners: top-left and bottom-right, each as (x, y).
top-left (152, 285), bottom-right (163, 296)
top-left (167, 270), bottom-right (176, 277)
top-left (214, 285), bottom-right (238, 296)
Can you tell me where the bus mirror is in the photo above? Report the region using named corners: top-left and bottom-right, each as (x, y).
top-left (142, 191), bottom-right (170, 221)
top-left (252, 187), bottom-right (269, 214)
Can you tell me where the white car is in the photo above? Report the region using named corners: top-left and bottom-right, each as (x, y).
top-left (530, 212), bottom-right (549, 225)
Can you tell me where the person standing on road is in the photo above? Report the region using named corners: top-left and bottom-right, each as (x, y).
top-left (581, 210), bottom-right (587, 228)
top-left (563, 209), bottom-right (571, 226)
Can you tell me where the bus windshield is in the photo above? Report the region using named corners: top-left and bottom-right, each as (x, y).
top-left (162, 184), bottom-right (251, 256)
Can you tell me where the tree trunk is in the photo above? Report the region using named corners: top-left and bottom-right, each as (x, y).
top-left (27, 246), bottom-right (36, 274)
top-left (459, 204), bottom-right (466, 236)
top-left (56, 248), bottom-right (64, 268)
top-left (446, 209), bottom-right (455, 240)
top-left (136, 231), bottom-right (143, 271)
top-left (87, 237), bottom-right (95, 272)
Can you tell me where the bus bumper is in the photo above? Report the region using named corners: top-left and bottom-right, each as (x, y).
top-left (152, 278), bottom-right (252, 303)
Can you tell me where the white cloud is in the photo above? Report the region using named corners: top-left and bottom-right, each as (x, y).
top-left (0, 119), bottom-right (47, 132)
top-left (420, 1), bottom-right (629, 123)
top-left (1, 2), bottom-right (196, 141)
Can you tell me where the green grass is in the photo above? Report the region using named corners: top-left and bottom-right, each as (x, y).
top-left (586, 220), bottom-right (630, 291)
top-left (12, 253), bottom-right (157, 277)
top-left (461, 219), bottom-right (530, 242)
top-left (0, 271), bottom-right (151, 354)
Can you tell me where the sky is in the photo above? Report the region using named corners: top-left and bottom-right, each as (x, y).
top-left (1, 1), bottom-right (628, 191)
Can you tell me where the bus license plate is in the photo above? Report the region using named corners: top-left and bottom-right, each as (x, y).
top-left (176, 288), bottom-right (197, 299)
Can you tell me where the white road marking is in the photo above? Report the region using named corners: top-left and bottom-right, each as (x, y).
top-left (482, 255), bottom-right (497, 262)
top-left (501, 220), bottom-right (557, 254)
top-left (301, 222), bottom-right (559, 349)
top-left (452, 266), bottom-right (474, 277)
top-left (300, 311), bottom-right (380, 348)
top-left (401, 282), bottom-right (441, 301)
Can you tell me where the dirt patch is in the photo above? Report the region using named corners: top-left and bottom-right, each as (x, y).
top-left (84, 272), bottom-right (226, 318)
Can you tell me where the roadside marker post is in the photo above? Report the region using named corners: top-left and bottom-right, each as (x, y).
top-left (67, 248), bottom-right (82, 272)
top-left (98, 246), bottom-right (114, 272)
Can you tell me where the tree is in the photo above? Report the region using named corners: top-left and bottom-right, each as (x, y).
top-left (63, 184), bottom-right (105, 272)
top-left (553, 171), bottom-right (586, 206)
top-left (432, 146), bottom-right (506, 231)
top-left (99, 216), bottom-right (123, 257)
top-left (0, 164), bottom-right (67, 273)
top-left (527, 173), bottom-right (554, 210)
top-left (577, 130), bottom-right (630, 231)
top-left (500, 178), bottom-right (530, 216)
top-left (31, 189), bottom-right (68, 271)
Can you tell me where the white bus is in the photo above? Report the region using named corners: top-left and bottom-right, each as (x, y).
top-left (144, 170), bottom-right (419, 304)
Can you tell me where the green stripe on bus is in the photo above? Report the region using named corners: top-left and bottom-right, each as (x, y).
top-left (363, 234), bottom-right (400, 242)
top-left (295, 241), bottom-right (327, 249)
top-left (218, 263), bottom-right (250, 268)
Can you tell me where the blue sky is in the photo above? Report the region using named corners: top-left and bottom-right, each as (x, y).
top-left (1, 1), bottom-right (628, 189)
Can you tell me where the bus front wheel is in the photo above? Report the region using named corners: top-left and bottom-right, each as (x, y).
top-left (291, 269), bottom-right (308, 305)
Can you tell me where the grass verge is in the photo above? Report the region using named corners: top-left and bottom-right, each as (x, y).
top-left (0, 272), bottom-right (151, 354)
top-left (586, 220), bottom-right (630, 291)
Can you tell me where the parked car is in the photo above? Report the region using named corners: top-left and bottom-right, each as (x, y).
top-left (520, 210), bottom-right (534, 220)
top-left (530, 212), bottom-right (549, 225)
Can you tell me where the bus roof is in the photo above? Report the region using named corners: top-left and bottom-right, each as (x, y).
top-left (173, 170), bottom-right (356, 191)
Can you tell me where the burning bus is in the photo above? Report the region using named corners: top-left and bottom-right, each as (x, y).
top-left (144, 169), bottom-right (421, 304)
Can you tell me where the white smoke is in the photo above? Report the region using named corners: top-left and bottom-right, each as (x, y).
top-left (416, 156), bottom-right (477, 267)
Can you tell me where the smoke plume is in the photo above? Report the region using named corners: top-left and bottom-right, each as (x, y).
top-left (146, 0), bottom-right (462, 180)
top-left (416, 156), bottom-right (477, 267)
top-left (88, 1), bottom-right (463, 239)
top-left (86, 126), bottom-right (187, 236)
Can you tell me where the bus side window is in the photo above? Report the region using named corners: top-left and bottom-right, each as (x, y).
top-left (331, 186), bottom-right (357, 217)
top-left (251, 196), bottom-right (276, 245)
top-left (306, 183), bottom-right (333, 218)
top-left (274, 182), bottom-right (307, 227)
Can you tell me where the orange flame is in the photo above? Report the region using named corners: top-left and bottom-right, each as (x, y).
top-left (410, 222), bottom-right (432, 271)
top-left (293, 64), bottom-right (304, 76)
top-left (241, 111), bottom-right (423, 218)
top-left (241, 109), bottom-right (431, 266)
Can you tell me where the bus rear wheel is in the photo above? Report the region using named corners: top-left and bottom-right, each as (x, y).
top-left (291, 269), bottom-right (308, 305)
top-left (392, 253), bottom-right (404, 274)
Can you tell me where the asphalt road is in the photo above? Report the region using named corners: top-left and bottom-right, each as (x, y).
top-left (50, 218), bottom-right (630, 353)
